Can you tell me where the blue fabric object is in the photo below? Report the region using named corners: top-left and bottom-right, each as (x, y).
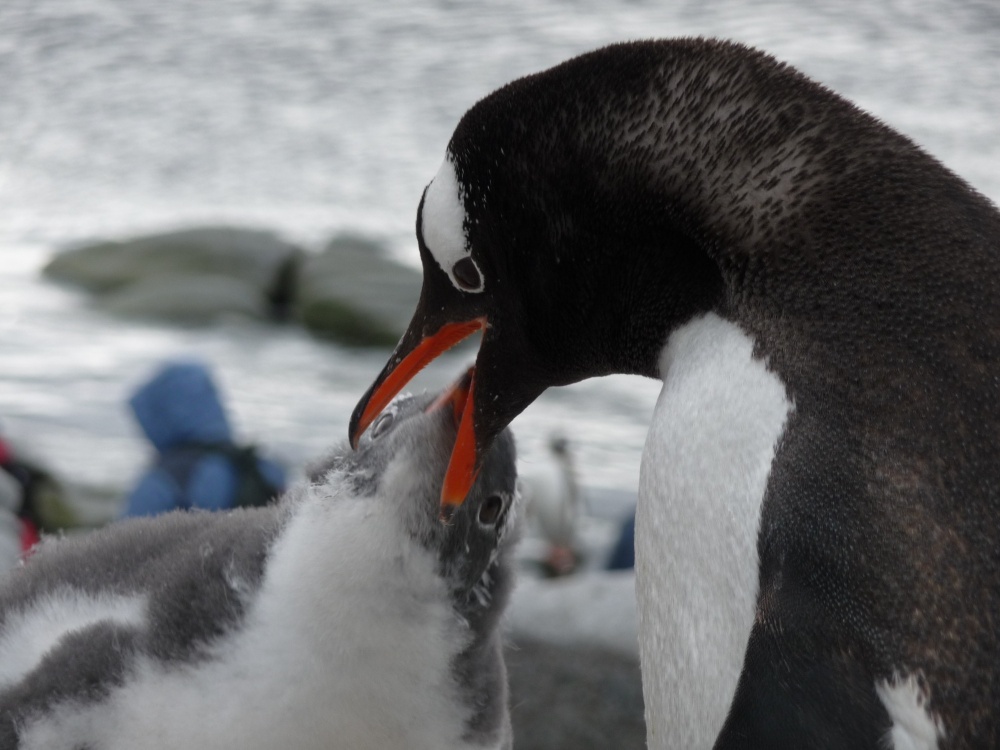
top-left (122, 361), bottom-right (285, 518)
top-left (606, 511), bottom-right (636, 570)
top-left (128, 361), bottom-right (232, 452)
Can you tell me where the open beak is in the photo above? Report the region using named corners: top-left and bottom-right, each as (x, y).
top-left (350, 317), bottom-right (486, 508)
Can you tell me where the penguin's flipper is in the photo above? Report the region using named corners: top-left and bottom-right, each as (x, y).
top-left (0, 621), bottom-right (141, 740)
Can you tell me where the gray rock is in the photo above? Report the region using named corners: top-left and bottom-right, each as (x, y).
top-left (100, 274), bottom-right (270, 323)
top-left (43, 226), bottom-right (301, 309)
top-left (294, 233), bottom-right (421, 347)
top-left (41, 226), bottom-right (424, 347)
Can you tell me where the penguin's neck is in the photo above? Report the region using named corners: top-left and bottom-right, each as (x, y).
top-left (635, 312), bottom-right (793, 750)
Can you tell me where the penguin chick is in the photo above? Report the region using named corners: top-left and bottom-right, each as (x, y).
top-left (0, 380), bottom-right (519, 750)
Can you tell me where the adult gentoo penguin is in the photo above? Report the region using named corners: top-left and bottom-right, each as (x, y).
top-left (0, 374), bottom-right (520, 750)
top-left (350, 39), bottom-right (1000, 749)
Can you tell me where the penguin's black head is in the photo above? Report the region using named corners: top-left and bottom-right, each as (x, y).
top-left (350, 41), bottom-right (723, 508)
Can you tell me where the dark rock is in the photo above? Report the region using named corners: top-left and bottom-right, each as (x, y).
top-left (294, 233), bottom-right (421, 347)
top-left (503, 572), bottom-right (644, 748)
top-left (296, 297), bottom-right (400, 347)
top-left (505, 637), bottom-right (646, 750)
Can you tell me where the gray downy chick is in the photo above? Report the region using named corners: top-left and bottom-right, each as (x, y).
top-left (0, 376), bottom-right (519, 750)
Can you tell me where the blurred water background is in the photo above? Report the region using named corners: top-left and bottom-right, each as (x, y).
top-left (2, 0), bottom-right (999, 509)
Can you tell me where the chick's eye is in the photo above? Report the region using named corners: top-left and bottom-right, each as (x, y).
top-left (452, 257), bottom-right (482, 291)
top-left (478, 495), bottom-right (505, 526)
top-left (370, 412), bottom-right (394, 439)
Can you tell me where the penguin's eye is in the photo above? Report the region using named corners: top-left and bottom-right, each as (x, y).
top-left (452, 257), bottom-right (482, 291)
top-left (478, 495), bottom-right (505, 526)
top-left (370, 412), bottom-right (394, 439)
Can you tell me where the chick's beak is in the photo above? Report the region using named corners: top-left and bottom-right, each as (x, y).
top-left (425, 366), bottom-right (480, 515)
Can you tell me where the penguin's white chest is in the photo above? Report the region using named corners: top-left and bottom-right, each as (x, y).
top-left (635, 312), bottom-right (792, 750)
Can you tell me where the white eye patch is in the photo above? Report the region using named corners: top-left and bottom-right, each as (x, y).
top-left (421, 155), bottom-right (485, 293)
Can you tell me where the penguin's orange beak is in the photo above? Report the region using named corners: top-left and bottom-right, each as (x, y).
top-left (350, 318), bottom-right (485, 510)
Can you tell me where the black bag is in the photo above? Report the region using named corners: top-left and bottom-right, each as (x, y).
top-left (159, 442), bottom-right (280, 510)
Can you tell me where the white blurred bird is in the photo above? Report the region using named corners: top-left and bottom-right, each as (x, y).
top-left (518, 434), bottom-right (581, 576)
